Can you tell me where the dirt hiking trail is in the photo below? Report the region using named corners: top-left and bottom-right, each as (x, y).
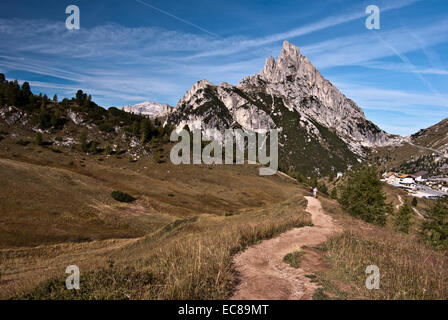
top-left (230, 196), bottom-right (342, 300)
top-left (396, 195), bottom-right (404, 209)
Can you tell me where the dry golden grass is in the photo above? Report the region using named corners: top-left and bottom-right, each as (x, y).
top-left (0, 158), bottom-right (146, 247)
top-left (4, 196), bottom-right (310, 299)
top-left (316, 196), bottom-right (448, 300)
top-left (319, 230), bottom-right (448, 299)
top-left (3, 134), bottom-right (447, 300)
top-left (135, 200), bottom-right (310, 299)
top-left (0, 138), bottom-right (300, 247)
top-left (0, 139), bottom-right (310, 299)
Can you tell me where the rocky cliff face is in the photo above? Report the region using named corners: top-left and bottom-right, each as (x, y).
top-left (167, 40), bottom-right (399, 175)
top-left (168, 79), bottom-right (275, 133)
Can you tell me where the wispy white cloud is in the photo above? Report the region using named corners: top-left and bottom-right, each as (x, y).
top-left (333, 80), bottom-right (448, 135)
top-left (362, 61), bottom-right (448, 75)
top-left (180, 0), bottom-right (424, 60)
top-left (134, 0), bottom-right (222, 38)
top-left (302, 20), bottom-right (448, 69)
top-left (20, 80), bottom-right (151, 103)
top-left (0, 0), bottom-right (444, 132)
top-left (0, 57), bottom-right (83, 82)
top-left (334, 81), bottom-right (448, 110)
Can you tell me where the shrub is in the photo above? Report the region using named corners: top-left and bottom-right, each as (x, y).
top-left (50, 148), bottom-right (62, 153)
top-left (89, 141), bottom-right (98, 154)
top-left (34, 133), bottom-right (43, 145)
top-left (330, 188), bottom-right (338, 200)
top-left (37, 103), bottom-right (52, 129)
top-left (283, 251), bottom-right (304, 268)
top-left (111, 190), bottom-right (136, 203)
top-left (16, 139), bottom-right (30, 146)
top-left (412, 197), bottom-right (418, 207)
top-left (312, 288), bottom-right (330, 300)
top-left (154, 152), bottom-right (164, 164)
top-left (98, 123), bottom-right (114, 133)
top-left (318, 183), bottom-right (328, 196)
top-left (295, 173), bottom-right (305, 183)
top-left (308, 177), bottom-right (318, 189)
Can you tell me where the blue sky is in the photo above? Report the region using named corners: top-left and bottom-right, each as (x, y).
top-left (0, 0), bottom-right (447, 135)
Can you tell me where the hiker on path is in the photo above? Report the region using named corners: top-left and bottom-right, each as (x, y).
top-left (309, 187), bottom-right (313, 197)
top-left (313, 187), bottom-right (318, 198)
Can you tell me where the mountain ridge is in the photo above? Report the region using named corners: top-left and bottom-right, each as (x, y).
top-left (165, 40), bottom-right (404, 175)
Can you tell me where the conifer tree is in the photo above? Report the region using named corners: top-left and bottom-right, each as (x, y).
top-left (339, 165), bottom-right (391, 226)
top-left (394, 202), bottom-right (413, 233)
top-left (421, 198), bottom-right (448, 250)
top-left (79, 131), bottom-right (88, 152)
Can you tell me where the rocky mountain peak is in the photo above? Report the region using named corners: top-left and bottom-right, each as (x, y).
top-left (238, 41), bottom-right (397, 151)
top-left (167, 40), bottom-right (402, 175)
top-left (261, 56), bottom-right (276, 77)
top-left (277, 40), bottom-right (303, 68)
top-left (260, 40), bottom-right (311, 83)
top-left (282, 40), bottom-right (302, 55)
top-left (177, 79), bottom-right (216, 110)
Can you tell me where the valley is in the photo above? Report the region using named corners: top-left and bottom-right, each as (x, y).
top-left (1, 137), bottom-right (447, 300)
top-left (0, 40), bottom-right (447, 300)
top-left (0, 121), bottom-right (311, 298)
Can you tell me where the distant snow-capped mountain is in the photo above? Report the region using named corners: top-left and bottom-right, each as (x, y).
top-left (122, 101), bottom-right (172, 119)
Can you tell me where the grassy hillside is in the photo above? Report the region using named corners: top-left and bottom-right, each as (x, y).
top-left (373, 118), bottom-right (448, 174)
top-left (0, 131), bottom-right (313, 298)
top-left (0, 158), bottom-right (145, 247)
top-left (412, 118), bottom-right (448, 151)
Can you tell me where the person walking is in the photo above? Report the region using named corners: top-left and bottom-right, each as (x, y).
top-left (309, 187), bottom-right (313, 197)
top-left (313, 187), bottom-right (318, 198)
